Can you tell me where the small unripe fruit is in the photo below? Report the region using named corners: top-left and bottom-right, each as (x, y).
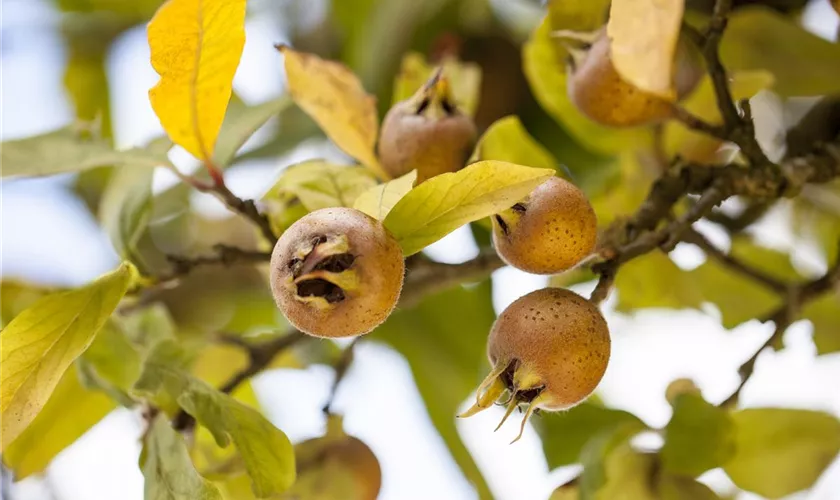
top-left (270, 207), bottom-right (404, 338)
top-left (492, 177), bottom-right (597, 275)
top-left (460, 287), bottom-right (610, 442)
top-left (377, 70), bottom-right (477, 183)
top-left (289, 415), bottom-right (382, 500)
top-left (567, 32), bottom-right (682, 127)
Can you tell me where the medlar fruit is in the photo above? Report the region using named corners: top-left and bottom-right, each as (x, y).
top-left (460, 287), bottom-right (610, 442)
top-left (377, 69), bottom-right (477, 183)
top-left (269, 207), bottom-right (404, 338)
top-left (566, 31), bottom-right (702, 127)
top-left (492, 177), bottom-right (597, 275)
top-left (288, 415), bottom-right (382, 500)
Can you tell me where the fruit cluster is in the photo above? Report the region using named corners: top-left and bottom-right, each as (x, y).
top-left (269, 69), bottom-right (609, 442)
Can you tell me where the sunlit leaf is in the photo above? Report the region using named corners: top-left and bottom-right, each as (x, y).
top-left (393, 52), bottom-right (482, 116)
top-left (147, 0), bottom-right (246, 161)
top-left (470, 116), bottom-right (560, 173)
top-left (214, 96), bottom-right (292, 167)
top-left (267, 160), bottom-right (378, 211)
top-left (614, 252), bottom-right (705, 312)
top-left (721, 7), bottom-right (840, 97)
top-left (665, 71), bottom-right (775, 163)
top-left (607, 0), bottom-right (683, 99)
top-left (142, 414), bottom-right (223, 500)
top-left (99, 164), bottom-right (154, 260)
top-left (803, 292), bottom-right (840, 355)
top-left (657, 474), bottom-right (721, 500)
top-left (523, 16), bottom-right (648, 155)
top-left (354, 170), bottom-right (417, 220)
top-left (3, 368), bottom-right (115, 479)
top-left (661, 393), bottom-right (734, 476)
top-left (0, 263), bottom-right (133, 449)
top-left (134, 341), bottom-right (296, 497)
top-left (537, 402), bottom-right (645, 468)
top-left (383, 161), bottom-right (554, 256)
top-left (723, 408), bottom-right (840, 498)
top-left (373, 282), bottom-right (495, 500)
top-left (279, 46), bottom-right (383, 177)
top-left (0, 281), bottom-right (53, 327)
top-left (0, 127), bottom-right (171, 178)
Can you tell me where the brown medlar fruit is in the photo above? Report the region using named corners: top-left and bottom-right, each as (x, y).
top-left (288, 415), bottom-right (382, 500)
top-left (565, 31), bottom-right (701, 127)
top-left (269, 207), bottom-right (404, 338)
top-left (459, 287), bottom-right (610, 442)
top-left (492, 177), bottom-right (597, 275)
top-left (377, 69), bottom-right (477, 183)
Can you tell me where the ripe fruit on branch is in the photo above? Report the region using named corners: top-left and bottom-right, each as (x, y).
top-left (460, 287), bottom-right (610, 442)
top-left (564, 31), bottom-right (701, 127)
top-left (492, 177), bottom-right (598, 275)
top-left (377, 69), bottom-right (477, 183)
top-left (270, 207), bottom-right (404, 338)
top-left (288, 415), bottom-right (382, 500)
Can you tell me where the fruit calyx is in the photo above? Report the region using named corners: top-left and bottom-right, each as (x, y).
top-left (286, 234), bottom-right (359, 309)
top-left (493, 201), bottom-right (528, 237)
top-left (458, 358), bottom-right (548, 443)
top-left (409, 68), bottom-right (459, 119)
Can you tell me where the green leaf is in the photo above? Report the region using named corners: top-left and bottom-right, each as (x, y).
top-left (590, 444), bottom-right (657, 500)
top-left (353, 170), bottom-right (417, 220)
top-left (142, 414), bottom-right (224, 500)
top-left (214, 96), bottom-right (292, 167)
top-left (661, 393), bottom-right (734, 476)
top-left (691, 239), bottom-right (802, 329)
top-left (522, 16), bottom-right (649, 156)
top-left (723, 408), bottom-right (840, 498)
top-left (383, 161), bottom-right (554, 256)
top-left (1, 127), bottom-right (171, 178)
top-left (77, 321), bottom-right (142, 406)
top-left (803, 292), bottom-right (840, 355)
top-left (266, 160), bottom-right (378, 212)
top-left (470, 116), bottom-right (560, 173)
top-left (99, 164), bottom-right (154, 259)
top-left (537, 402), bottom-right (645, 468)
top-left (579, 421), bottom-right (646, 499)
top-left (0, 262), bottom-right (133, 449)
top-left (134, 341), bottom-right (296, 497)
top-left (547, 0), bottom-right (611, 32)
top-left (373, 282), bottom-right (495, 500)
top-left (614, 252), bottom-right (705, 312)
top-left (657, 474), bottom-right (721, 500)
top-left (0, 281), bottom-right (53, 327)
top-left (3, 368), bottom-right (115, 479)
top-left (721, 7), bottom-right (840, 97)
top-left (392, 51), bottom-right (482, 116)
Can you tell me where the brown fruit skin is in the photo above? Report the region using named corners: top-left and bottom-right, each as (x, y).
top-left (567, 33), bottom-right (674, 127)
top-left (377, 94), bottom-right (477, 183)
top-left (269, 207), bottom-right (404, 338)
top-left (293, 434), bottom-right (382, 500)
top-left (488, 287), bottom-right (610, 410)
top-left (492, 177), bottom-right (597, 275)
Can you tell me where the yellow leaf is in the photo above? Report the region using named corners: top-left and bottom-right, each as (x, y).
top-left (383, 161), bottom-right (554, 256)
top-left (607, 0), bottom-right (684, 100)
top-left (279, 46), bottom-right (384, 178)
top-left (148, 0), bottom-right (246, 162)
top-left (470, 116), bottom-right (560, 173)
top-left (0, 263), bottom-right (132, 450)
top-left (354, 170), bottom-right (417, 220)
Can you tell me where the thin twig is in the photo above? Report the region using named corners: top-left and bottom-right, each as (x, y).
top-left (162, 244), bottom-right (272, 281)
top-left (322, 338), bottom-right (360, 415)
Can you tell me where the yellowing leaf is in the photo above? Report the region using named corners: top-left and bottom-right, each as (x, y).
top-left (724, 408), bottom-right (840, 498)
top-left (383, 161), bottom-right (554, 256)
top-left (267, 160), bottom-right (378, 211)
top-left (354, 170), bottom-right (417, 220)
top-left (523, 16), bottom-right (649, 155)
top-left (661, 393), bottom-right (734, 476)
top-left (392, 52), bottom-right (482, 117)
top-left (279, 46), bottom-right (384, 177)
top-left (471, 116), bottom-right (560, 173)
top-left (665, 71), bottom-right (774, 163)
top-left (148, 0), bottom-right (246, 161)
top-left (614, 252), bottom-right (705, 312)
top-left (135, 341), bottom-right (296, 497)
top-left (803, 292), bottom-right (840, 355)
top-left (143, 414), bottom-right (224, 500)
top-left (0, 263), bottom-right (133, 450)
top-left (4, 368), bottom-right (115, 479)
top-left (607, 0), bottom-right (684, 99)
